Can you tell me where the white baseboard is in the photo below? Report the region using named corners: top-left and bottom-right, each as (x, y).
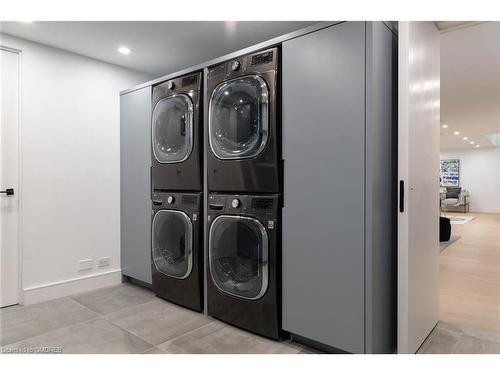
top-left (22, 269), bottom-right (122, 305)
top-left (469, 207), bottom-right (500, 214)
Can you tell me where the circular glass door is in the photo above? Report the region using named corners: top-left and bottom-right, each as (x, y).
top-left (209, 75), bottom-right (269, 159)
top-left (152, 94), bottom-right (194, 163)
top-left (209, 215), bottom-right (269, 300)
top-left (152, 210), bottom-right (193, 279)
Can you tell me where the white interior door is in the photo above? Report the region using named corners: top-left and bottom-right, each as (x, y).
top-left (1, 47), bottom-right (21, 307)
top-left (398, 21), bottom-right (441, 354)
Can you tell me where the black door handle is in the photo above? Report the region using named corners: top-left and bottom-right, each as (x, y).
top-left (209, 204), bottom-right (224, 211)
top-left (0, 188), bottom-right (14, 196)
top-left (399, 180), bottom-right (404, 213)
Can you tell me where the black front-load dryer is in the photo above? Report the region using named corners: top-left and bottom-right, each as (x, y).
top-left (207, 193), bottom-right (281, 339)
top-left (151, 191), bottom-right (203, 311)
top-left (206, 47), bottom-right (280, 193)
top-left (151, 71), bottom-right (202, 191)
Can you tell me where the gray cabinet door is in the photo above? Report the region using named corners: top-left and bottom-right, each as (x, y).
top-left (282, 22), bottom-right (366, 353)
top-left (120, 87), bottom-right (152, 284)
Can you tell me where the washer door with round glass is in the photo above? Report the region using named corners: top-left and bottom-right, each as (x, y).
top-left (152, 210), bottom-right (193, 279)
top-left (209, 215), bottom-right (269, 300)
top-left (152, 94), bottom-right (194, 163)
top-left (209, 75), bottom-right (269, 159)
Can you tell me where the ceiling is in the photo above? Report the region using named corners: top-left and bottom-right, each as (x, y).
top-left (2, 20), bottom-right (497, 151)
top-left (0, 21), bottom-right (316, 76)
top-left (440, 21), bottom-right (500, 150)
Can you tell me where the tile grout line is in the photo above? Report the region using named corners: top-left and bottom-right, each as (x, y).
top-left (2, 316), bottom-right (103, 348)
top-left (67, 283), bottom-right (157, 316)
top-left (156, 320), bottom-right (303, 354)
top-left (74, 296), bottom-right (157, 318)
top-left (451, 332), bottom-right (464, 354)
top-left (2, 286), bottom-right (154, 349)
top-left (98, 298), bottom-right (217, 349)
top-left (67, 296), bottom-right (107, 317)
top-left (156, 320), bottom-right (222, 349)
top-left (6, 316), bottom-right (156, 354)
top-left (1, 297), bottom-right (101, 347)
top-left (103, 318), bottom-right (157, 349)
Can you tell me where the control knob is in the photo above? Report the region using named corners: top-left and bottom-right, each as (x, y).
top-left (231, 198), bottom-right (240, 208)
top-left (168, 81), bottom-right (175, 90)
top-left (167, 195), bottom-right (175, 205)
top-left (231, 61), bottom-right (240, 71)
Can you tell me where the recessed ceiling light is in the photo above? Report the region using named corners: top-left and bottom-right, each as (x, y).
top-left (463, 137), bottom-right (469, 140)
top-left (442, 124), bottom-right (448, 128)
top-left (454, 131), bottom-right (460, 135)
top-left (475, 144), bottom-right (480, 148)
top-left (118, 46), bottom-right (131, 55)
top-left (470, 141), bottom-right (475, 144)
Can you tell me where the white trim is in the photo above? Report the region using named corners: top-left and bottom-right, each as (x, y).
top-left (22, 269), bottom-right (122, 305)
top-left (469, 207), bottom-right (500, 214)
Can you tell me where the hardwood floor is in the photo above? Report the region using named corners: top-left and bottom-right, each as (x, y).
top-left (439, 212), bottom-right (500, 332)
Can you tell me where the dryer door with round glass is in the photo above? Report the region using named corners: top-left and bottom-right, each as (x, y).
top-left (152, 94), bottom-right (194, 163)
top-left (209, 215), bottom-right (269, 300)
top-left (209, 75), bottom-right (269, 159)
top-left (152, 210), bottom-right (193, 279)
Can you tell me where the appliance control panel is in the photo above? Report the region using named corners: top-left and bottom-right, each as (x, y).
top-left (208, 47), bottom-right (278, 80)
top-left (152, 191), bottom-right (201, 211)
top-left (250, 50), bottom-right (274, 66)
top-left (207, 194), bottom-right (279, 218)
top-left (152, 71), bottom-right (201, 103)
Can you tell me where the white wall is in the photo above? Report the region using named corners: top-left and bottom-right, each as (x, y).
top-left (0, 34), bottom-right (154, 304)
top-left (441, 148), bottom-right (500, 213)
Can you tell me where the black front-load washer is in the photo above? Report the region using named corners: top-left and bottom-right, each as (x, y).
top-left (151, 71), bottom-right (202, 191)
top-left (207, 193), bottom-right (281, 339)
top-left (151, 191), bottom-right (203, 311)
top-left (206, 47), bottom-right (280, 193)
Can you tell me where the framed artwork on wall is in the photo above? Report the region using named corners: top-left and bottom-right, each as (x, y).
top-left (440, 159), bottom-right (460, 187)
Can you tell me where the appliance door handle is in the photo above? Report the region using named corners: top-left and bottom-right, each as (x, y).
top-left (209, 204), bottom-right (224, 211)
top-left (399, 180), bottom-right (404, 213)
top-left (0, 188), bottom-right (14, 196)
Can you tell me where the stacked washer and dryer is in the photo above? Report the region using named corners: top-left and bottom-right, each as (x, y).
top-left (150, 72), bottom-right (204, 311)
top-left (150, 48), bottom-right (282, 338)
top-left (206, 48), bottom-right (282, 339)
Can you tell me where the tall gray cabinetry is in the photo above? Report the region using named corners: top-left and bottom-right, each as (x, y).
top-left (120, 86), bottom-right (152, 285)
top-left (282, 21), bottom-right (396, 353)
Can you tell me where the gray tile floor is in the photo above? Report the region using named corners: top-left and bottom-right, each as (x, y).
top-left (417, 321), bottom-right (500, 354)
top-left (2, 282), bottom-right (499, 354)
top-left (0, 283), bottom-right (304, 354)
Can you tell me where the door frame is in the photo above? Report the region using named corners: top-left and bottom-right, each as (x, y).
top-left (1, 45), bottom-right (24, 305)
